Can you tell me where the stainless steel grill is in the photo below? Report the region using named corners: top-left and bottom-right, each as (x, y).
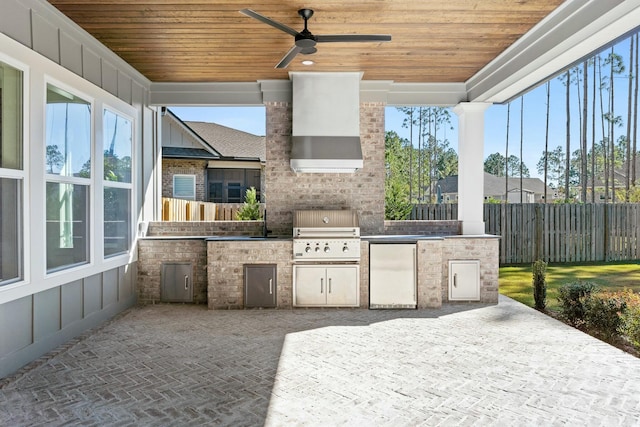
top-left (292, 210), bottom-right (361, 262)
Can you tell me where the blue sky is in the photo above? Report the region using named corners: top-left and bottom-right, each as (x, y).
top-left (170, 33), bottom-right (636, 180)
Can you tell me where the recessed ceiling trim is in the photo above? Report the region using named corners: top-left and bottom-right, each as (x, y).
top-left (150, 82), bottom-right (263, 106)
top-left (386, 83), bottom-right (468, 106)
top-left (468, 0), bottom-right (639, 103)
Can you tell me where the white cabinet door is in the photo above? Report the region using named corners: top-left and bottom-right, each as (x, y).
top-left (294, 265), bottom-right (326, 306)
top-left (449, 260), bottom-right (480, 301)
top-left (326, 266), bottom-right (359, 307)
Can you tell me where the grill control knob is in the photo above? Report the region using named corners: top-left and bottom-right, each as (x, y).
top-left (315, 246), bottom-right (321, 253)
top-left (305, 246), bottom-right (312, 253)
top-left (342, 246), bottom-right (349, 253)
top-left (324, 245), bottom-right (331, 253)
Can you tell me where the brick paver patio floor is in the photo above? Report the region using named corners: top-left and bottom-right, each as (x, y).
top-left (1, 295), bottom-right (639, 426)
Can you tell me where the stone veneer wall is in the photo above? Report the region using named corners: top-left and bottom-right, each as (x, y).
top-left (416, 239), bottom-right (444, 308)
top-left (264, 102), bottom-right (386, 236)
top-left (146, 221), bottom-right (264, 237)
top-left (137, 239), bottom-right (208, 304)
top-left (359, 241), bottom-right (370, 309)
top-left (441, 237), bottom-right (500, 304)
top-left (384, 220), bottom-right (462, 236)
top-left (208, 240), bottom-right (293, 309)
top-left (162, 159), bottom-right (208, 201)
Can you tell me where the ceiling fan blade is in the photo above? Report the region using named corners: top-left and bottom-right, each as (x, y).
top-left (276, 45), bottom-right (303, 69)
top-left (240, 9), bottom-right (300, 37)
top-left (316, 34), bottom-right (392, 43)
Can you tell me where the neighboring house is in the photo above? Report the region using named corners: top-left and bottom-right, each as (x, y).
top-left (436, 173), bottom-right (556, 203)
top-left (162, 108), bottom-right (266, 203)
top-left (578, 158), bottom-right (640, 202)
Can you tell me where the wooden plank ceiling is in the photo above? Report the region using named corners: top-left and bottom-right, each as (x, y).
top-left (48, 0), bottom-right (565, 83)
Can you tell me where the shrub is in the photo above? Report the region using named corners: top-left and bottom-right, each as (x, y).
top-left (619, 291), bottom-right (640, 350)
top-left (532, 260), bottom-right (547, 310)
top-left (235, 187), bottom-right (262, 220)
top-left (557, 282), bottom-right (598, 326)
top-left (583, 291), bottom-right (627, 340)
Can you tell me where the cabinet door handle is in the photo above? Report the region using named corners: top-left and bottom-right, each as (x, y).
top-left (184, 275), bottom-right (189, 290)
top-left (328, 277), bottom-right (332, 293)
top-left (320, 278), bottom-right (324, 293)
top-left (413, 247), bottom-right (417, 301)
top-left (269, 278), bottom-right (273, 295)
top-left (453, 273), bottom-right (457, 288)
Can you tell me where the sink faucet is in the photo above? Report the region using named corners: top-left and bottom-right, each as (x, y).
top-left (263, 210), bottom-right (272, 238)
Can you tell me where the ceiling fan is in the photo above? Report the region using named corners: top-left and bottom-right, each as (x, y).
top-left (240, 8), bottom-right (391, 69)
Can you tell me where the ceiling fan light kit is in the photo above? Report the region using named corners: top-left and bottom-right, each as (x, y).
top-left (240, 8), bottom-right (391, 69)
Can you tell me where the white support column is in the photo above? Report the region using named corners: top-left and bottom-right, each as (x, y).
top-left (453, 102), bottom-right (491, 235)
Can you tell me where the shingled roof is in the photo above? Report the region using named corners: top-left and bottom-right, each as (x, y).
top-left (183, 121), bottom-right (265, 162)
top-left (438, 173), bottom-right (552, 196)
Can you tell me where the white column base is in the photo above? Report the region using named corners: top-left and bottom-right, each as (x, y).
top-left (462, 221), bottom-right (486, 236)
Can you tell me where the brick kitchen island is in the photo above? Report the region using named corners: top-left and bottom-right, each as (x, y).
top-left (138, 221), bottom-right (499, 310)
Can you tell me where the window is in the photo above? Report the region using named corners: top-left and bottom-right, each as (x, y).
top-left (173, 174), bottom-right (195, 200)
top-left (45, 84), bottom-right (91, 271)
top-left (0, 60), bottom-right (24, 285)
top-left (207, 168), bottom-right (261, 203)
top-left (103, 109), bottom-right (132, 257)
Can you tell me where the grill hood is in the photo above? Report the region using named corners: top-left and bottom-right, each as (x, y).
top-left (290, 72), bottom-right (363, 173)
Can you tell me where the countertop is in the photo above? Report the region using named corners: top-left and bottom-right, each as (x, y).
top-left (206, 236), bottom-right (293, 241)
top-left (362, 235), bottom-right (444, 243)
top-left (142, 234), bottom-right (497, 242)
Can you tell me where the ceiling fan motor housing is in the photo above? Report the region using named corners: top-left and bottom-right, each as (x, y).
top-left (295, 32), bottom-right (317, 48)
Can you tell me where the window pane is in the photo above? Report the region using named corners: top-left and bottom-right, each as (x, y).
top-left (46, 182), bottom-right (89, 271)
top-left (104, 187), bottom-right (131, 257)
top-left (103, 110), bottom-right (132, 183)
top-left (173, 175), bottom-right (195, 200)
top-left (46, 84), bottom-right (91, 177)
top-left (0, 178), bottom-right (22, 284)
top-left (0, 61), bottom-right (23, 170)
top-left (227, 182), bottom-right (242, 203)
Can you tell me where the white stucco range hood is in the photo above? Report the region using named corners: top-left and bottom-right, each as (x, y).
top-left (290, 72), bottom-right (363, 173)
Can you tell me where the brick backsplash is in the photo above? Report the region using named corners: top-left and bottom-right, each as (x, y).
top-left (147, 221), bottom-right (265, 237)
top-left (384, 220), bottom-right (462, 236)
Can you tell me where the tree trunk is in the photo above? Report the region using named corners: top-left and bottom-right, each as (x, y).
top-left (520, 96), bottom-right (524, 203)
top-left (626, 36), bottom-right (634, 201)
top-left (544, 81), bottom-right (550, 203)
top-left (565, 70), bottom-right (571, 201)
top-left (610, 48), bottom-right (616, 203)
top-left (409, 108), bottom-right (413, 202)
top-left (591, 58), bottom-right (597, 203)
top-left (600, 55), bottom-right (609, 203)
top-left (633, 33), bottom-right (639, 187)
top-left (582, 62), bottom-right (588, 203)
top-left (505, 103), bottom-right (511, 203)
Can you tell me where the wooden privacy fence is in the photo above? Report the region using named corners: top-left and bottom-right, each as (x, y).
top-left (412, 203), bottom-right (640, 264)
top-left (162, 197), bottom-right (216, 221)
top-left (162, 199), bottom-right (266, 221)
top-left (214, 203), bottom-right (266, 220)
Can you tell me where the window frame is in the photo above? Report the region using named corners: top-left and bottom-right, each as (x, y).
top-left (102, 105), bottom-right (135, 259)
top-left (44, 79), bottom-right (94, 274)
top-left (0, 55), bottom-right (27, 287)
top-left (173, 174), bottom-right (196, 200)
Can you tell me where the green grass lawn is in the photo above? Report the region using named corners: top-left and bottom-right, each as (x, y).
top-left (500, 261), bottom-right (640, 311)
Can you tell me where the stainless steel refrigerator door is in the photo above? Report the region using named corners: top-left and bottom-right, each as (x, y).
top-left (369, 244), bottom-right (416, 308)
